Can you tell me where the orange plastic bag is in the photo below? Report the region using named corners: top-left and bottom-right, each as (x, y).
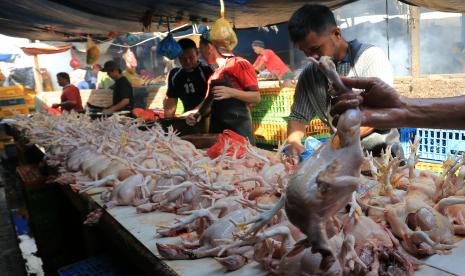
top-left (86, 36), bottom-right (100, 65)
top-left (206, 130), bottom-right (247, 159)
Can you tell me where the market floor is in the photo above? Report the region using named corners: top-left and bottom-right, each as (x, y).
top-left (0, 161), bottom-right (27, 276)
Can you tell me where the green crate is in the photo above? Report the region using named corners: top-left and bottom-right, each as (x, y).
top-left (252, 91), bottom-right (294, 118)
top-left (175, 101), bottom-right (184, 115)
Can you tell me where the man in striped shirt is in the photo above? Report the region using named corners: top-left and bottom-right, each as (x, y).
top-left (287, 4), bottom-right (400, 162)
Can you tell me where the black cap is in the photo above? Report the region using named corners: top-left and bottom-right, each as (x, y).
top-left (101, 60), bottom-right (119, 72)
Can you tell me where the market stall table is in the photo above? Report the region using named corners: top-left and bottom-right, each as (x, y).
top-left (8, 124), bottom-right (463, 276)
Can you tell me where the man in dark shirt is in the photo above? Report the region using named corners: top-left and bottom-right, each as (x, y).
top-left (164, 38), bottom-right (213, 116)
top-left (164, 38), bottom-right (213, 134)
top-left (101, 60), bottom-right (134, 112)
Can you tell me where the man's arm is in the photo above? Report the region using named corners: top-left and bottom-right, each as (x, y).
top-left (163, 97), bottom-right (178, 118)
top-left (287, 120), bottom-right (306, 158)
top-left (52, 101), bottom-right (76, 109)
top-left (397, 97), bottom-right (465, 129)
top-left (254, 60), bottom-right (266, 72)
top-left (212, 86), bottom-right (260, 104)
top-left (104, 98), bottom-right (130, 113)
top-left (330, 77), bottom-right (465, 130)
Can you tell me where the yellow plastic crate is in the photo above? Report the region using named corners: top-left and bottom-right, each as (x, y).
top-left (0, 85), bottom-right (25, 99)
top-left (259, 87), bottom-right (295, 95)
top-left (307, 119), bottom-right (331, 136)
top-left (0, 104), bottom-right (29, 118)
top-left (415, 161), bottom-right (442, 174)
top-left (253, 118), bottom-right (330, 145)
top-left (24, 92), bottom-right (36, 109)
top-left (253, 122), bottom-right (287, 144)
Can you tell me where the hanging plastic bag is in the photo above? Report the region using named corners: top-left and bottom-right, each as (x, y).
top-left (156, 33), bottom-right (182, 60)
top-left (123, 46), bottom-right (137, 70)
top-left (69, 47), bottom-right (80, 69)
top-left (86, 36), bottom-right (100, 65)
top-left (209, 1), bottom-right (237, 51)
top-left (206, 130), bottom-right (247, 159)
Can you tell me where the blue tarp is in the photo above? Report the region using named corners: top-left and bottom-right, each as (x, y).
top-left (0, 54), bottom-right (15, 62)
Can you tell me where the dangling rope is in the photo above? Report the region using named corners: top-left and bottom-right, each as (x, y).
top-left (385, 0), bottom-right (390, 59)
top-left (220, 0), bottom-right (225, 18)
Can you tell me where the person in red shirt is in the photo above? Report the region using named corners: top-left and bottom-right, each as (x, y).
top-left (252, 40), bottom-right (293, 80)
top-left (185, 37), bottom-right (260, 143)
top-left (52, 72), bottom-right (84, 112)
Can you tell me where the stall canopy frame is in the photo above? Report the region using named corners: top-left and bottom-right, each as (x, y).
top-left (1, 0), bottom-right (464, 41)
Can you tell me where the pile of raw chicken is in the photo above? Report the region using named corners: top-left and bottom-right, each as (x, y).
top-left (10, 59), bottom-right (465, 275)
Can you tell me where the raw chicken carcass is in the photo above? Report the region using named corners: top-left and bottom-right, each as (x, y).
top-left (285, 56), bottom-right (364, 272)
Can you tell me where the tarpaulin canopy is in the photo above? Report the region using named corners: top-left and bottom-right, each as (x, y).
top-left (400, 0), bottom-right (465, 13)
top-left (0, 0), bottom-right (355, 40)
top-left (0, 0), bottom-right (464, 41)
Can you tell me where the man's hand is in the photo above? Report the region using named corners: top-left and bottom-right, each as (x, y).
top-left (330, 77), bottom-right (406, 127)
top-left (287, 142), bottom-right (306, 165)
top-left (51, 103), bottom-right (60, 109)
top-left (213, 86), bottom-right (236, 101)
top-left (181, 109), bottom-right (200, 126)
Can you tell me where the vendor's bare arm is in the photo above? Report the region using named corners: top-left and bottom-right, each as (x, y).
top-left (163, 98), bottom-right (177, 118)
top-left (230, 88), bottom-right (261, 104)
top-left (400, 96), bottom-right (465, 130)
top-left (104, 98), bottom-right (130, 113)
top-left (254, 60), bottom-right (265, 72)
top-left (287, 120), bottom-right (306, 154)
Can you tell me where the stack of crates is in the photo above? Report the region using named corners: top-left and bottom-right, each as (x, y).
top-left (252, 87), bottom-right (331, 145)
top-left (24, 88), bottom-right (36, 111)
top-left (399, 127), bottom-right (465, 174)
top-left (0, 85), bottom-right (29, 118)
top-left (400, 128), bottom-right (465, 162)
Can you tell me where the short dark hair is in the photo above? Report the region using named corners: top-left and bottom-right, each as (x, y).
top-left (199, 36), bottom-right (212, 47)
top-left (178, 38), bottom-right (197, 51)
top-left (56, 72), bottom-right (70, 82)
top-left (288, 4), bottom-right (337, 43)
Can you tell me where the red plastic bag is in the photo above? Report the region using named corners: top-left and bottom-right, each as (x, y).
top-left (123, 46), bottom-right (137, 70)
top-left (132, 108), bottom-right (158, 122)
top-left (206, 130), bottom-right (247, 159)
top-left (69, 48), bottom-right (80, 69)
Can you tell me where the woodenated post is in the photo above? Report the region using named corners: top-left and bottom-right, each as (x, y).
top-left (33, 54), bottom-right (43, 92)
top-left (409, 6), bottom-right (420, 77)
top-left (289, 38), bottom-right (295, 69)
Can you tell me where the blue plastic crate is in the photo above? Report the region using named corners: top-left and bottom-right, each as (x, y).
top-left (401, 128), bottom-right (465, 162)
top-left (58, 255), bottom-right (122, 276)
top-left (417, 129), bottom-right (465, 161)
top-left (399, 128), bottom-right (416, 159)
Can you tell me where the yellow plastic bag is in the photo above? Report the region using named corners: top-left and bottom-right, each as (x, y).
top-left (86, 36), bottom-right (100, 65)
top-left (209, 1), bottom-right (237, 51)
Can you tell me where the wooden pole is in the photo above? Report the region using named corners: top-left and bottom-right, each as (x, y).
top-left (461, 13), bottom-right (465, 43)
top-left (33, 54), bottom-right (43, 92)
top-left (289, 38), bottom-right (295, 70)
top-left (409, 6), bottom-right (420, 77)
